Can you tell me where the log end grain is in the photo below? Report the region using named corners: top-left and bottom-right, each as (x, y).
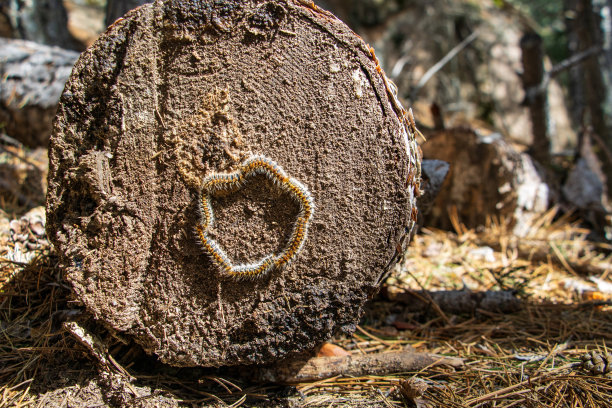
top-left (46, 0), bottom-right (421, 367)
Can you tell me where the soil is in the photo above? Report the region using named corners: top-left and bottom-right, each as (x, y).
top-left (46, 0), bottom-right (420, 367)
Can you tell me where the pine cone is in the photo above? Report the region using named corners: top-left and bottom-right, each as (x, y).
top-left (392, 378), bottom-right (432, 408)
top-left (579, 351), bottom-right (612, 378)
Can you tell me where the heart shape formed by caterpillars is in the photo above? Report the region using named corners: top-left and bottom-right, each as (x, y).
top-left (195, 155), bottom-right (315, 279)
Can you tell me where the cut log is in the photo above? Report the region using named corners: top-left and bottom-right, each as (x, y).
top-left (0, 38), bottom-right (79, 147)
top-left (421, 128), bottom-right (552, 236)
top-left (46, 0), bottom-right (421, 367)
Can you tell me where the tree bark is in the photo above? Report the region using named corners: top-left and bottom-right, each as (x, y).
top-left (520, 32), bottom-right (550, 165)
top-left (565, 0), bottom-right (612, 196)
top-left (46, 0), bottom-right (421, 368)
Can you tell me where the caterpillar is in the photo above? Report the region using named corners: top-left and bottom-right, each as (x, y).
top-left (196, 155), bottom-right (315, 279)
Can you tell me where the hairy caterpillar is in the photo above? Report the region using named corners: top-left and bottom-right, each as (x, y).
top-left (196, 155), bottom-right (314, 279)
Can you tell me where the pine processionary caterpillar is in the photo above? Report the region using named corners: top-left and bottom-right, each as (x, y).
top-left (195, 155), bottom-right (315, 279)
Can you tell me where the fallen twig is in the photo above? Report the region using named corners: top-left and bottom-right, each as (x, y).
top-left (64, 321), bottom-right (135, 381)
top-left (384, 289), bottom-right (522, 315)
top-left (252, 350), bottom-right (463, 383)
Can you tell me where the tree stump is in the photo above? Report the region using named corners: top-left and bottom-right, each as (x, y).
top-left (421, 128), bottom-right (552, 236)
top-left (46, 0), bottom-right (421, 367)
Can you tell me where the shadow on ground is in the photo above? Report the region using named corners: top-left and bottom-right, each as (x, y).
top-left (2, 253), bottom-right (611, 407)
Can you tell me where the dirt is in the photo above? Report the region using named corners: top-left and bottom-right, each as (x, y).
top-left (46, 0), bottom-right (420, 367)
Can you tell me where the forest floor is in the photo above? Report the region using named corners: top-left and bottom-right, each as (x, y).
top-left (1, 143), bottom-right (612, 407)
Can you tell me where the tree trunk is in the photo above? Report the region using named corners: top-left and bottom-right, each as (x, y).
top-left (46, 0), bottom-right (421, 368)
top-left (565, 0), bottom-right (586, 127)
top-left (565, 0), bottom-right (612, 196)
top-left (520, 32), bottom-right (550, 165)
top-left (0, 38), bottom-right (79, 147)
